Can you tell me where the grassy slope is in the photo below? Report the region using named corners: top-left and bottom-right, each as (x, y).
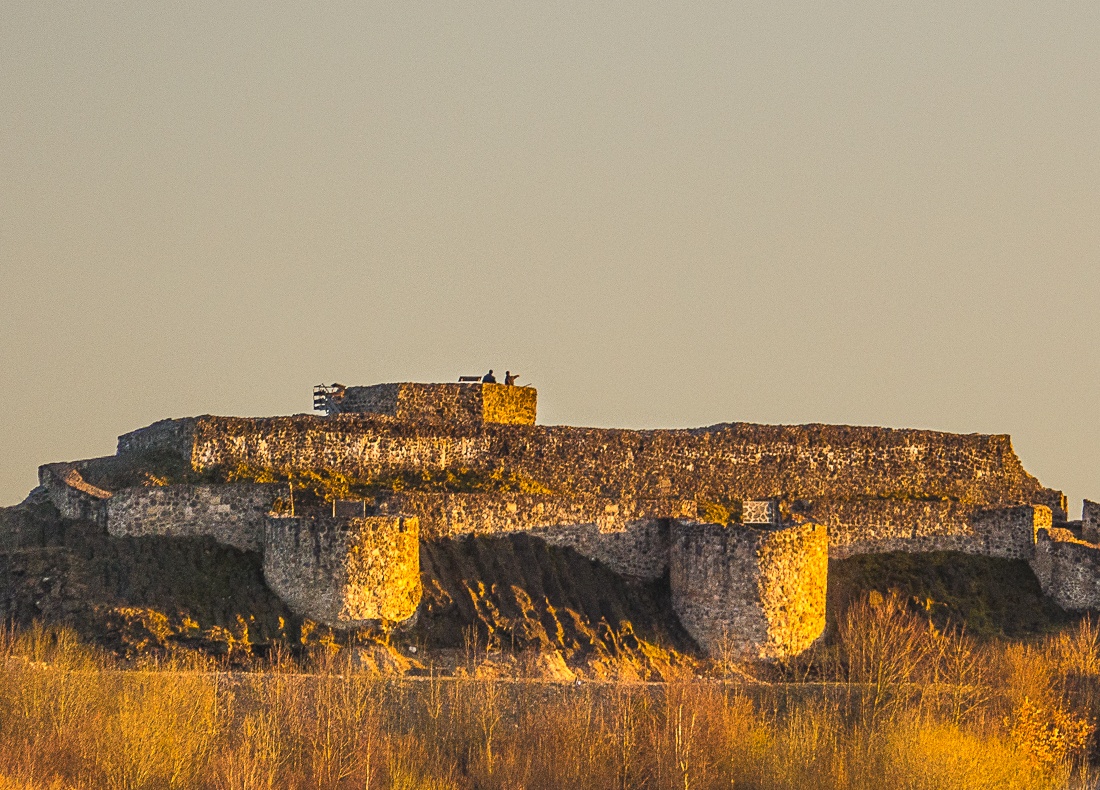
top-left (415, 534), bottom-right (692, 656)
top-left (827, 551), bottom-right (1079, 639)
top-left (0, 497), bottom-right (691, 662)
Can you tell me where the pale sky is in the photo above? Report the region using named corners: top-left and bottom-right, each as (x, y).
top-left (2, 2), bottom-right (1097, 512)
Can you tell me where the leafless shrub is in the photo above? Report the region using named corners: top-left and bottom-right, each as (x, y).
top-left (0, 618), bottom-right (1091, 790)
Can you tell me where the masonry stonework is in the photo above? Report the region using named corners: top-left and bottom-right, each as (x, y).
top-left (116, 418), bottom-right (199, 462)
top-left (338, 383), bottom-right (536, 426)
top-left (822, 501), bottom-right (1048, 560)
top-left (1032, 531), bottom-right (1100, 611)
top-left (106, 484), bottom-right (286, 552)
top-left (22, 380), bottom-right (1095, 658)
top-left (263, 515), bottom-right (421, 626)
top-left (117, 413), bottom-right (1064, 518)
top-left (1083, 500), bottom-right (1100, 544)
top-left (38, 464), bottom-right (111, 526)
top-left (670, 522), bottom-right (829, 659)
top-left (370, 492), bottom-right (695, 539)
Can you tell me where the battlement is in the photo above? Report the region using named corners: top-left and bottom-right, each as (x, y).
top-left (336, 382), bottom-right (537, 426)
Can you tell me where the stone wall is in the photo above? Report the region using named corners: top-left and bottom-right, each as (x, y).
top-left (1031, 532), bottom-right (1100, 611)
top-left (821, 501), bottom-right (1049, 560)
top-left (263, 515), bottom-right (421, 626)
top-left (339, 383), bottom-right (537, 426)
top-left (181, 415), bottom-right (491, 474)
top-left (340, 383), bottom-right (403, 419)
top-left (1084, 500), bottom-right (1100, 543)
top-left (98, 403), bottom-right (1075, 651)
top-left (136, 416), bottom-right (1062, 516)
top-left (116, 417), bottom-right (199, 462)
top-left (370, 492), bottom-right (695, 538)
top-left (38, 464), bottom-right (111, 526)
top-left (532, 520), bottom-right (672, 581)
top-left (0, 489), bottom-right (62, 551)
top-left (480, 384), bottom-right (537, 425)
top-left (106, 484), bottom-right (286, 552)
top-left (370, 492), bottom-right (693, 581)
top-left (670, 522), bottom-right (828, 659)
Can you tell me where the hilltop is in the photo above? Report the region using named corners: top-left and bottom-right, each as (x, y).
top-left (1, 381), bottom-right (1095, 671)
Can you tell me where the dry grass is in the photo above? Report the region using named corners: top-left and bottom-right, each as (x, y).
top-left (2, 604), bottom-right (1098, 790)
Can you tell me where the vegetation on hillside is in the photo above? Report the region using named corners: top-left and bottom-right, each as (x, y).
top-left (828, 552), bottom-right (1078, 639)
top-left (1, 600), bottom-right (1099, 789)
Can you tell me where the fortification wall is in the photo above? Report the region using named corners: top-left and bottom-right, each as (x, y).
top-left (371, 492), bottom-right (694, 537)
top-left (532, 520), bottom-right (672, 581)
top-left (482, 423), bottom-right (1063, 513)
top-left (670, 522), bottom-right (828, 659)
top-left (179, 415), bottom-right (491, 474)
top-left (263, 515), bottom-right (421, 626)
top-left (1031, 533), bottom-right (1100, 611)
top-left (38, 464), bottom-right (111, 525)
top-left (106, 484), bottom-right (285, 552)
top-left (820, 501), bottom-right (1048, 560)
top-left (370, 492), bottom-right (693, 580)
top-left (339, 383), bottom-right (537, 426)
top-left (134, 416), bottom-right (1062, 516)
top-left (341, 383), bottom-right (402, 418)
top-left (480, 385), bottom-right (537, 425)
top-left (117, 418), bottom-right (198, 462)
top-left (1083, 500), bottom-right (1100, 543)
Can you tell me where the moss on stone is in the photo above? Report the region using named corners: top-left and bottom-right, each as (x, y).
top-left (220, 463), bottom-right (553, 507)
top-left (696, 499), bottom-right (743, 526)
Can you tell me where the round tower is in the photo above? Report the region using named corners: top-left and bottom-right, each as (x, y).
top-left (670, 520), bottom-right (828, 659)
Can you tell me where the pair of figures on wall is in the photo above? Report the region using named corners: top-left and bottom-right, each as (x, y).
top-left (481, 369), bottom-right (519, 386)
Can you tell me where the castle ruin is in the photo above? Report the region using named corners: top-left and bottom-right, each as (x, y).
top-left (25, 381), bottom-right (1100, 659)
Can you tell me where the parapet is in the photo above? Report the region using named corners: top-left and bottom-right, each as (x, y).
top-left (336, 382), bottom-right (536, 426)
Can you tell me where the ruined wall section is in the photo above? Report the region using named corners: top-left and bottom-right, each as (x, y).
top-left (481, 423), bottom-right (1062, 513)
top-left (821, 501), bottom-right (1049, 560)
top-left (117, 418), bottom-right (199, 463)
top-left (264, 515), bottom-right (420, 626)
top-left (371, 492), bottom-right (694, 538)
top-left (106, 483), bottom-right (286, 552)
top-left (1083, 500), bottom-right (1100, 543)
top-left (38, 464), bottom-right (111, 526)
top-left (340, 384), bottom-right (402, 418)
top-left (531, 521), bottom-right (671, 581)
top-left (155, 416), bottom-right (1062, 516)
top-left (1031, 532), bottom-right (1100, 611)
top-left (670, 522), bottom-right (828, 659)
top-left (184, 415), bottom-right (491, 475)
top-left (371, 492), bottom-right (693, 581)
top-left (340, 383), bottom-right (537, 426)
top-left (480, 385), bottom-right (537, 425)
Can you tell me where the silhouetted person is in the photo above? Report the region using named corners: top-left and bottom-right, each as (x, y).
top-left (482, 369), bottom-right (497, 383)
top-left (505, 371), bottom-right (519, 386)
